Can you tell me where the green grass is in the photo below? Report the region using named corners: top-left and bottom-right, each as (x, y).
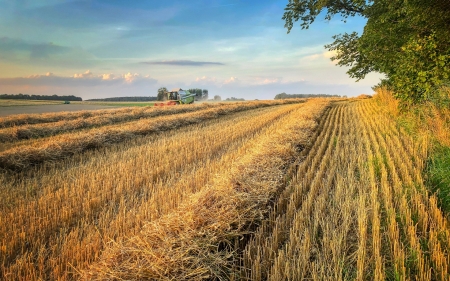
top-left (74, 101), bottom-right (156, 107)
top-left (426, 146), bottom-right (450, 214)
top-left (0, 99), bottom-right (63, 106)
top-left (388, 102), bottom-right (450, 216)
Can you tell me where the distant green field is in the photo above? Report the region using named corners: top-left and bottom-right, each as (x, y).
top-left (74, 101), bottom-right (156, 107)
top-left (0, 99), bottom-right (230, 109)
top-left (0, 99), bottom-right (63, 107)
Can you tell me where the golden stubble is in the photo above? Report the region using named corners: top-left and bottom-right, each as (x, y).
top-left (243, 99), bottom-right (449, 281)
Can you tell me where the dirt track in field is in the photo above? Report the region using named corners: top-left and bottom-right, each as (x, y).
top-left (0, 104), bottom-right (123, 117)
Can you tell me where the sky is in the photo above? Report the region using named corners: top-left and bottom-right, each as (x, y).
top-left (0, 0), bottom-right (383, 100)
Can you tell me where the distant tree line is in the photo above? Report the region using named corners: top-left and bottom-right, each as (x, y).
top-left (274, 93), bottom-right (341, 99)
top-left (0, 93), bottom-right (82, 101)
top-left (188, 88), bottom-right (208, 101)
top-left (86, 96), bottom-right (157, 102)
top-left (225, 97), bottom-right (245, 101)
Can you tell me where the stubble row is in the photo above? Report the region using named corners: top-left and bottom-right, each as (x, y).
top-left (0, 100), bottom-right (303, 171)
top-left (80, 99), bottom-right (332, 280)
top-left (0, 101), bottom-right (308, 280)
top-left (242, 99), bottom-right (449, 280)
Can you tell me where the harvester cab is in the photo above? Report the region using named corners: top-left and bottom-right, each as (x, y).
top-left (155, 88), bottom-right (196, 106)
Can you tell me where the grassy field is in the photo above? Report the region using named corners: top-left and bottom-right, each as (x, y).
top-left (0, 99), bottom-right (64, 107)
top-left (76, 101), bottom-right (157, 107)
top-left (0, 99), bottom-right (154, 107)
top-left (1, 97), bottom-right (449, 280)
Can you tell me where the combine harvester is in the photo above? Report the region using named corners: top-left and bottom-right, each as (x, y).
top-left (154, 88), bottom-right (196, 106)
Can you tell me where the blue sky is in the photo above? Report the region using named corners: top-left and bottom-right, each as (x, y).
top-left (0, 0), bottom-right (382, 100)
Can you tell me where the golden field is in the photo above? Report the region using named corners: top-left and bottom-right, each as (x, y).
top-left (1, 97), bottom-right (449, 280)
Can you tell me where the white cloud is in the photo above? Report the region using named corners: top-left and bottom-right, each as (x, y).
top-left (249, 76), bottom-right (282, 85)
top-left (123, 72), bottom-right (140, 83)
top-left (0, 70), bottom-right (157, 87)
top-left (192, 75), bottom-right (283, 88)
top-left (301, 50), bottom-right (338, 63)
top-left (0, 70), bottom-right (159, 100)
top-left (323, 50), bottom-right (337, 59)
top-left (195, 76), bottom-right (217, 84)
top-left (102, 73), bottom-right (116, 80)
top-left (73, 70), bottom-right (94, 79)
top-left (224, 76), bottom-right (239, 84)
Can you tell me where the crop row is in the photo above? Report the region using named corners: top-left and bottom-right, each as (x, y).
top-left (0, 100), bottom-right (303, 171)
top-left (0, 103), bottom-right (220, 128)
top-left (80, 99), bottom-right (331, 280)
top-left (0, 103), bottom-right (244, 142)
top-left (241, 99), bottom-right (449, 280)
top-left (0, 100), bottom-right (304, 129)
top-left (0, 102), bottom-right (308, 280)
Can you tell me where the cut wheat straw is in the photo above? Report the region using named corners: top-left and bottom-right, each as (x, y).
top-left (81, 99), bottom-right (330, 280)
top-left (0, 100), bottom-right (303, 171)
top-left (0, 103), bottom-right (233, 142)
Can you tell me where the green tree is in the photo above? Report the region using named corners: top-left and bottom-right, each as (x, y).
top-left (202, 89), bottom-right (208, 100)
top-left (274, 92), bottom-right (288, 99)
top-left (283, 0), bottom-right (450, 104)
top-left (157, 87), bottom-right (167, 101)
top-left (213, 95), bottom-right (221, 101)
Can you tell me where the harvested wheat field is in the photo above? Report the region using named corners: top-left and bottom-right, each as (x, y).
top-left (1, 97), bottom-right (449, 281)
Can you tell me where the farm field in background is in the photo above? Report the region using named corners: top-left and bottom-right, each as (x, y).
top-left (0, 100), bottom-right (247, 117)
top-left (0, 103), bottom-right (124, 117)
top-left (0, 100), bottom-right (65, 107)
top-left (1, 97), bottom-right (449, 280)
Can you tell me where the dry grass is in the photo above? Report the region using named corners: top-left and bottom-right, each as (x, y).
top-left (3, 96), bottom-right (446, 280)
top-left (80, 99), bottom-right (331, 280)
top-left (356, 94), bottom-right (372, 99)
top-left (241, 99), bottom-right (449, 280)
top-left (0, 100), bottom-right (314, 280)
top-left (0, 102), bottom-right (252, 141)
top-left (374, 87), bottom-right (450, 146)
top-left (0, 100), bottom-right (302, 171)
top-left (0, 102), bottom-right (228, 128)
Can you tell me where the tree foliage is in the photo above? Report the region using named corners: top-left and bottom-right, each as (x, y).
top-left (283, 0), bottom-right (450, 104)
top-left (202, 89), bottom-right (209, 100)
top-left (86, 96), bottom-right (157, 102)
top-left (0, 93), bottom-right (82, 101)
top-left (188, 88), bottom-right (209, 101)
top-left (274, 92), bottom-right (341, 99)
top-left (157, 87), bottom-right (168, 101)
top-left (213, 95), bottom-right (221, 101)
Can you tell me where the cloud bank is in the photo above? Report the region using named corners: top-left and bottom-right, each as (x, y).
top-left (141, 60), bottom-right (224, 66)
top-left (0, 70), bottom-right (157, 86)
top-left (0, 71), bottom-right (158, 99)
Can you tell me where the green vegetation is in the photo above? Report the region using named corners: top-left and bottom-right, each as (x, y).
top-left (427, 146), bottom-right (450, 214)
top-left (375, 89), bottom-right (450, 216)
top-left (0, 99), bottom-right (63, 107)
top-left (82, 101), bottom-right (156, 107)
top-left (0, 93), bottom-right (82, 101)
top-left (283, 0), bottom-right (450, 104)
top-left (225, 97), bottom-right (245, 101)
top-left (86, 96), bottom-right (157, 102)
top-left (157, 87), bottom-right (168, 101)
top-left (188, 88), bottom-right (209, 101)
top-left (274, 92), bottom-right (341, 99)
